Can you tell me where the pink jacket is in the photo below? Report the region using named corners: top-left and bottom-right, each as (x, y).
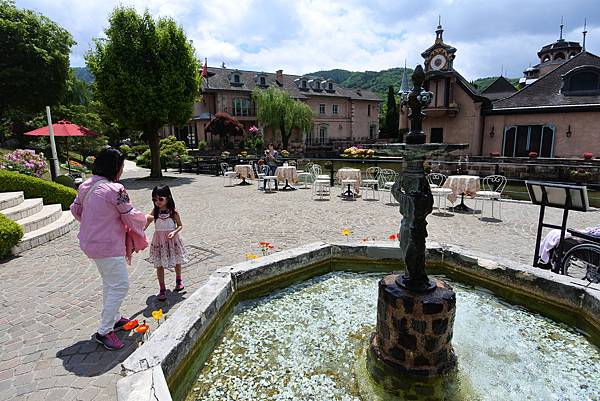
top-left (70, 175), bottom-right (148, 261)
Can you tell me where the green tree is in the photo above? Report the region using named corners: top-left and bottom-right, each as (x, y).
top-left (252, 87), bottom-right (312, 149)
top-left (0, 0), bottom-right (75, 116)
top-left (382, 86), bottom-right (399, 139)
top-left (86, 7), bottom-right (200, 177)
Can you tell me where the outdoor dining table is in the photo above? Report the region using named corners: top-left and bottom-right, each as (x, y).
top-left (275, 165), bottom-right (298, 191)
top-left (234, 164), bottom-right (254, 185)
top-left (336, 168), bottom-right (362, 197)
top-left (442, 175), bottom-right (480, 212)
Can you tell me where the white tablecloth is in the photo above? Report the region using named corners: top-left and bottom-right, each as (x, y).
top-left (336, 168), bottom-right (361, 193)
top-left (442, 175), bottom-right (480, 203)
top-left (275, 166), bottom-right (298, 183)
top-left (234, 164), bottom-right (255, 179)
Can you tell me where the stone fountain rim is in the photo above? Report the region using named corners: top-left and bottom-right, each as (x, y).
top-left (117, 241), bottom-right (600, 401)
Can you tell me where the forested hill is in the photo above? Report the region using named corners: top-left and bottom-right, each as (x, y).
top-left (307, 68), bottom-right (519, 98)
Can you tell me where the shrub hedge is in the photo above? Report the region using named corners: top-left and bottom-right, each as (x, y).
top-left (0, 170), bottom-right (77, 210)
top-left (0, 213), bottom-right (23, 259)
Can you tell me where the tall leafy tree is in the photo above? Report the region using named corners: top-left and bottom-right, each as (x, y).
top-left (383, 86), bottom-right (399, 139)
top-left (205, 112), bottom-right (244, 148)
top-left (252, 87), bottom-right (312, 149)
top-left (0, 0), bottom-right (74, 116)
top-left (86, 7), bottom-right (200, 177)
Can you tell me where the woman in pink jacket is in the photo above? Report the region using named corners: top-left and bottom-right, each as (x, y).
top-left (70, 148), bottom-right (148, 350)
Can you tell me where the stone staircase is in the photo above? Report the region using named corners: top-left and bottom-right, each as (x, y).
top-left (0, 192), bottom-right (77, 255)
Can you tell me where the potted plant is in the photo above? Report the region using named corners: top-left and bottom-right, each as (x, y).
top-left (583, 152), bottom-right (593, 160)
top-left (528, 151), bottom-right (538, 159)
top-left (569, 168), bottom-right (592, 185)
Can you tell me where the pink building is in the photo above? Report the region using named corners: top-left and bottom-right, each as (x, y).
top-left (165, 67), bottom-right (380, 153)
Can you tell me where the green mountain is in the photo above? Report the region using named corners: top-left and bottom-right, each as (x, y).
top-left (73, 67), bottom-right (94, 84)
top-left (308, 68), bottom-right (520, 98)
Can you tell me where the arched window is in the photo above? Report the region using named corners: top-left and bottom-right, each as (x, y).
top-left (542, 55), bottom-right (551, 63)
top-left (553, 52), bottom-right (565, 61)
top-left (562, 66), bottom-right (600, 95)
top-left (259, 76), bottom-right (266, 86)
top-left (318, 126), bottom-right (327, 144)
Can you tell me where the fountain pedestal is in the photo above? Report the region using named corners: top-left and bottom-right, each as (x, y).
top-left (370, 276), bottom-right (457, 377)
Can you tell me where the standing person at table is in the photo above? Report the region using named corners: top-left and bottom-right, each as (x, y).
top-left (70, 148), bottom-right (148, 351)
top-left (265, 143), bottom-right (279, 176)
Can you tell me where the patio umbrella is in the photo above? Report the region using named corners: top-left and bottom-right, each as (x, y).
top-left (24, 120), bottom-right (98, 173)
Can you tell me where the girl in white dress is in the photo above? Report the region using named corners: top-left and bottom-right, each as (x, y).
top-left (145, 185), bottom-right (188, 301)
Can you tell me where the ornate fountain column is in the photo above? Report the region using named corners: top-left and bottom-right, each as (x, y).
top-left (368, 66), bottom-right (461, 386)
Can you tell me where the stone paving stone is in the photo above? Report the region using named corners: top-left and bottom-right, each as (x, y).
top-left (0, 164), bottom-right (597, 401)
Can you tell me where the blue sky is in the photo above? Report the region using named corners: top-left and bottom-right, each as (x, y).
top-left (16, 0), bottom-right (600, 80)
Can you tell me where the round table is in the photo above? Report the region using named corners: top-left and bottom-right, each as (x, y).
top-left (234, 165), bottom-right (255, 185)
top-left (442, 175), bottom-right (480, 212)
top-left (275, 166), bottom-right (298, 190)
top-left (336, 168), bottom-right (362, 197)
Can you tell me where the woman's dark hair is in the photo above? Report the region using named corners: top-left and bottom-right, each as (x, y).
top-left (92, 148), bottom-right (125, 182)
top-left (152, 185), bottom-right (176, 220)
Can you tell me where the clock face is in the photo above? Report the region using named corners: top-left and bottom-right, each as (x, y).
top-left (430, 54), bottom-right (447, 70)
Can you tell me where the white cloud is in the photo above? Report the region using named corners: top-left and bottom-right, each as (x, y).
top-left (14, 0), bottom-right (600, 80)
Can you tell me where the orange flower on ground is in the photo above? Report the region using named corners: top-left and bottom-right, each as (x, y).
top-left (388, 233), bottom-right (398, 240)
top-left (267, 245), bottom-right (274, 249)
top-left (259, 241), bottom-right (270, 246)
top-left (123, 319), bottom-right (139, 331)
top-left (135, 322), bottom-right (150, 334)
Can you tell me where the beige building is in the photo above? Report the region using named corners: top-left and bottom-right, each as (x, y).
top-left (401, 23), bottom-right (600, 158)
top-left (167, 67), bottom-right (380, 153)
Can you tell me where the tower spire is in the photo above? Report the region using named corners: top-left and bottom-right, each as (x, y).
top-left (583, 18), bottom-right (588, 51)
top-left (435, 16), bottom-right (444, 43)
top-left (559, 16), bottom-right (564, 40)
top-left (399, 59), bottom-right (410, 95)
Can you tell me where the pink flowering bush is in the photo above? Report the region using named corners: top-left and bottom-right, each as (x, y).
top-left (0, 149), bottom-right (48, 177)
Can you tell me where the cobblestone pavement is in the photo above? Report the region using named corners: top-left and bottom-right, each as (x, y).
top-left (0, 165), bottom-right (597, 401)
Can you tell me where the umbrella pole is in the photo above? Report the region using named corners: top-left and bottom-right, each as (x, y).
top-left (66, 137), bottom-right (71, 173)
top-left (45, 106), bottom-right (59, 180)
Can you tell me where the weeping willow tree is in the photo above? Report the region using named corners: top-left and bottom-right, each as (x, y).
top-left (252, 87), bottom-right (313, 149)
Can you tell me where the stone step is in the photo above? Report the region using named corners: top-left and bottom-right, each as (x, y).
top-left (1, 198), bottom-right (44, 221)
top-left (0, 192), bottom-right (24, 211)
top-left (12, 211), bottom-right (77, 255)
top-left (15, 204), bottom-right (63, 233)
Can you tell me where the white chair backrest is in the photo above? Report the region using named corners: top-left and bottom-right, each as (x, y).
top-left (427, 173), bottom-right (447, 187)
top-left (366, 166), bottom-right (380, 180)
top-left (253, 163), bottom-right (261, 176)
top-left (220, 162), bottom-right (230, 174)
top-left (310, 164), bottom-right (322, 179)
top-left (379, 169), bottom-right (397, 187)
top-left (481, 175), bottom-right (507, 193)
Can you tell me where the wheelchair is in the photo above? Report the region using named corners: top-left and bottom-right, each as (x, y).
top-left (550, 229), bottom-right (600, 283)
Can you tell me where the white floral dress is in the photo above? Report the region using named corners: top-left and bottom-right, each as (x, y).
top-left (148, 212), bottom-right (188, 270)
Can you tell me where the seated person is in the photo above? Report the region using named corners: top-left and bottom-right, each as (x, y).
top-left (538, 224), bottom-right (600, 267)
top-left (265, 144), bottom-right (279, 176)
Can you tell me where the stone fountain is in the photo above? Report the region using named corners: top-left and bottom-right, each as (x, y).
top-left (367, 65), bottom-right (468, 396)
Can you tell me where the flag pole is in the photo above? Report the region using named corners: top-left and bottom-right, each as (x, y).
top-left (45, 106), bottom-right (60, 180)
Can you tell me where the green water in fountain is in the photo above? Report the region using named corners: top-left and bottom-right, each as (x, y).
top-left (185, 272), bottom-right (600, 401)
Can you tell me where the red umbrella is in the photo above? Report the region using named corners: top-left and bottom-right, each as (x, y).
top-left (24, 120), bottom-right (98, 172)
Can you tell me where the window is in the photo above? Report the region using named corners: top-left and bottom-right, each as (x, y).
top-left (369, 125), bottom-right (377, 139)
top-left (562, 67), bottom-right (600, 96)
top-left (315, 81), bottom-right (321, 90)
top-left (332, 104), bottom-right (339, 115)
top-left (305, 130), bottom-right (313, 145)
top-left (234, 74), bottom-right (240, 83)
top-left (430, 128), bottom-right (443, 143)
top-left (328, 82), bottom-right (333, 91)
top-left (319, 126), bottom-right (328, 144)
top-left (259, 76), bottom-right (266, 86)
top-left (302, 80), bottom-right (307, 89)
top-left (502, 125), bottom-right (555, 157)
top-left (319, 104), bottom-right (325, 114)
top-left (554, 52), bottom-right (565, 61)
top-left (232, 98), bottom-right (251, 116)
top-left (368, 104), bottom-right (371, 117)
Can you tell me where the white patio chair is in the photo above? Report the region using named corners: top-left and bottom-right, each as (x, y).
top-left (473, 175), bottom-right (507, 220)
top-left (427, 173), bottom-right (453, 214)
top-left (221, 162), bottom-right (237, 187)
top-left (310, 164), bottom-right (330, 182)
top-left (261, 164), bottom-right (278, 193)
top-left (253, 163), bottom-right (265, 190)
top-left (297, 162), bottom-right (313, 189)
top-left (379, 169), bottom-right (398, 204)
top-left (312, 178), bottom-right (330, 200)
top-left (362, 166), bottom-right (380, 201)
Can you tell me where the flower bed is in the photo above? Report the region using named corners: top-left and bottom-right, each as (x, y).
top-left (341, 146), bottom-right (375, 158)
top-left (0, 149), bottom-right (48, 177)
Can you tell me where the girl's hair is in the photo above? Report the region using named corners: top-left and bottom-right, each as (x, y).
top-left (92, 148), bottom-right (125, 182)
top-left (152, 185), bottom-right (177, 220)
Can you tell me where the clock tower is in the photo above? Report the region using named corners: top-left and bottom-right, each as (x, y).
top-left (421, 20), bottom-right (456, 72)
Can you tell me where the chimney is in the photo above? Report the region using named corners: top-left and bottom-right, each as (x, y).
top-left (276, 69), bottom-right (283, 85)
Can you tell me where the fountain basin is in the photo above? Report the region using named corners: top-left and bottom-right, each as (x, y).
top-left (117, 242), bottom-right (600, 401)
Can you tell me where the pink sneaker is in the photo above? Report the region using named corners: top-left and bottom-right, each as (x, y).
top-left (94, 331), bottom-right (124, 351)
